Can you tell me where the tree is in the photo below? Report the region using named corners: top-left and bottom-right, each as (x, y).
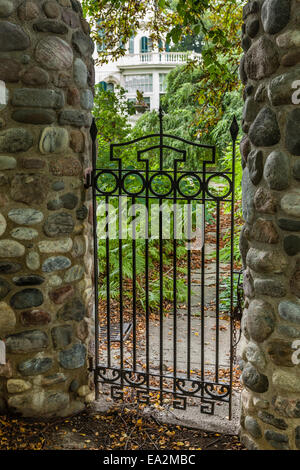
top-left (171, 33), bottom-right (203, 53)
top-left (82, 0), bottom-right (246, 127)
top-left (92, 84), bottom-right (135, 166)
top-left (130, 64), bottom-right (243, 169)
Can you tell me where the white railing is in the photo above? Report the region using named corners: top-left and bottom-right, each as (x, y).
top-left (118, 51), bottom-right (201, 67)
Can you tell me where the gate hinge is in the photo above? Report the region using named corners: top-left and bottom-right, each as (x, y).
top-left (232, 269), bottom-right (244, 322)
top-left (88, 356), bottom-right (95, 372)
top-left (231, 270), bottom-right (244, 363)
top-left (84, 168), bottom-right (93, 189)
top-left (232, 305), bottom-right (243, 322)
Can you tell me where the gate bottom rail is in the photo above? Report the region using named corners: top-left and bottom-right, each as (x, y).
top-left (93, 365), bottom-right (231, 406)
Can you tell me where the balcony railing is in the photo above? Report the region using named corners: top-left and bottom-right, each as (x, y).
top-left (118, 51), bottom-right (201, 67)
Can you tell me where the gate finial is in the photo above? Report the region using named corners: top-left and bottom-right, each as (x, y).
top-left (230, 116), bottom-right (239, 143)
top-left (90, 118), bottom-right (98, 142)
top-left (159, 106), bottom-right (164, 135)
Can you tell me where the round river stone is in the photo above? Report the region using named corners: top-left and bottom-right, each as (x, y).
top-left (10, 289), bottom-right (44, 309)
top-left (39, 127), bottom-right (69, 154)
top-left (42, 256), bottom-right (71, 273)
top-left (43, 213), bottom-right (75, 237)
top-left (0, 21), bottom-right (30, 51)
top-left (261, 0), bottom-right (291, 35)
top-left (264, 151), bottom-right (290, 190)
top-left (8, 208), bottom-right (43, 225)
top-left (58, 343), bottom-right (86, 369)
top-left (35, 37), bottom-right (73, 70)
top-left (0, 0), bottom-right (14, 17)
top-left (249, 107), bottom-right (280, 147)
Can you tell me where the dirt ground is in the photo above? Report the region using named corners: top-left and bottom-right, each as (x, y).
top-left (0, 403), bottom-right (244, 451)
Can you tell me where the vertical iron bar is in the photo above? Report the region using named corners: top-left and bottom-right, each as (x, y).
top-left (187, 201), bottom-right (192, 380)
top-left (173, 163), bottom-right (178, 400)
top-left (159, 197), bottom-right (164, 405)
top-left (118, 162), bottom-right (124, 390)
top-left (145, 162), bottom-right (150, 393)
top-left (132, 196), bottom-right (137, 371)
top-left (159, 107), bottom-right (164, 404)
top-left (215, 199), bottom-right (220, 383)
top-left (229, 122), bottom-right (237, 420)
top-left (229, 116), bottom-right (238, 420)
top-left (90, 119), bottom-right (99, 399)
top-left (106, 196), bottom-right (111, 368)
top-left (159, 106), bottom-right (163, 170)
top-left (200, 163), bottom-right (207, 402)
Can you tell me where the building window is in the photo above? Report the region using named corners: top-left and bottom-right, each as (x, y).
top-left (128, 97), bottom-right (151, 113)
top-left (143, 96), bottom-right (151, 107)
top-left (128, 96), bottom-right (151, 106)
top-left (140, 36), bottom-right (148, 53)
top-left (99, 81), bottom-right (115, 92)
top-left (129, 35), bottom-right (135, 54)
top-left (159, 74), bottom-right (168, 93)
top-left (107, 82), bottom-right (114, 92)
top-left (99, 81), bottom-right (107, 91)
top-left (124, 74), bottom-right (153, 94)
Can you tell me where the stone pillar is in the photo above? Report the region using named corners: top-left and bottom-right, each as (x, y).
top-left (0, 0), bottom-right (95, 417)
top-left (240, 0), bottom-right (300, 450)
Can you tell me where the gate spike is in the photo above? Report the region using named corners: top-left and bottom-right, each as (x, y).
top-left (230, 115), bottom-right (239, 143)
top-left (158, 106), bottom-right (164, 133)
top-left (90, 118), bottom-right (98, 142)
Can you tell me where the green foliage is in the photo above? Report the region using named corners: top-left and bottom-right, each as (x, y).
top-left (171, 33), bottom-right (203, 53)
top-left (92, 84), bottom-right (135, 167)
top-left (210, 91), bottom-right (244, 152)
top-left (219, 224), bottom-right (242, 264)
top-left (131, 66), bottom-right (243, 170)
top-left (219, 139), bottom-right (243, 205)
top-left (97, 234), bottom-right (188, 311)
top-left (136, 90), bottom-right (145, 105)
top-left (219, 272), bottom-right (243, 314)
top-left (213, 140), bottom-right (243, 264)
top-left (83, 0), bottom-right (246, 127)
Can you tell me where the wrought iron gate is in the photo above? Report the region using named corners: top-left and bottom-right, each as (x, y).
top-left (88, 109), bottom-right (241, 419)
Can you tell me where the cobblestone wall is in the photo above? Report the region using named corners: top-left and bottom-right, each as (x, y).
top-left (0, 0), bottom-right (95, 417)
top-left (240, 0), bottom-right (300, 450)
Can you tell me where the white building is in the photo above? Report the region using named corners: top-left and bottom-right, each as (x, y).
top-left (95, 26), bottom-right (201, 119)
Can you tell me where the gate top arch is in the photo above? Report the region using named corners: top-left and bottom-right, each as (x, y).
top-left (109, 107), bottom-right (216, 168)
top-left (90, 108), bottom-right (239, 203)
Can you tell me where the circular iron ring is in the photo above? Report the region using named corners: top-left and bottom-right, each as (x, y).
top-left (205, 173), bottom-right (232, 200)
top-left (95, 170), bottom-right (119, 195)
top-left (121, 171), bottom-right (146, 196)
top-left (149, 171), bottom-right (174, 197)
top-left (176, 173), bottom-right (203, 199)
